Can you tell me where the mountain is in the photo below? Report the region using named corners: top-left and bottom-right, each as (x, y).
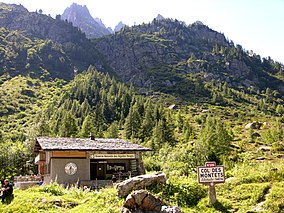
top-left (93, 18), bottom-right (284, 100)
top-left (114, 21), bottom-right (125, 32)
top-left (0, 2), bottom-right (283, 102)
top-left (1, 4), bottom-right (284, 212)
top-left (155, 14), bottom-right (165, 21)
top-left (0, 3), bottom-right (108, 80)
top-left (61, 3), bottom-right (111, 39)
top-left (94, 17), bottom-right (113, 33)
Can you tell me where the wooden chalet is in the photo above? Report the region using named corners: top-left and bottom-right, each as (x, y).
top-left (34, 137), bottom-right (151, 186)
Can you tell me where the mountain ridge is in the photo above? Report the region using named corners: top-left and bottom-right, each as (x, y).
top-left (0, 2), bottom-right (283, 101)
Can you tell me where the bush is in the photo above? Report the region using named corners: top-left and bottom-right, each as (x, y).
top-left (38, 183), bottom-right (65, 196)
top-left (143, 156), bottom-right (162, 172)
top-left (148, 182), bottom-right (206, 207)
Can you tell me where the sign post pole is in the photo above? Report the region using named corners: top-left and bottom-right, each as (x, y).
top-left (208, 182), bottom-right (217, 204)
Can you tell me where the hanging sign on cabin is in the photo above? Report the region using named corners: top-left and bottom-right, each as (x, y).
top-left (89, 153), bottom-right (136, 159)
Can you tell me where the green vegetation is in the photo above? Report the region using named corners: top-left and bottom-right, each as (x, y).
top-left (0, 184), bottom-right (124, 213)
top-left (1, 163), bottom-right (284, 213)
top-left (0, 67), bottom-right (283, 212)
top-left (0, 3), bottom-right (284, 212)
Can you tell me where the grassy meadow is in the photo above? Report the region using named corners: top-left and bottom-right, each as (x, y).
top-left (1, 159), bottom-right (284, 213)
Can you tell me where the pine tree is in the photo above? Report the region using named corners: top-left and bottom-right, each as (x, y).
top-left (139, 100), bottom-right (155, 141)
top-left (150, 121), bottom-right (164, 151)
top-left (124, 103), bottom-right (141, 139)
top-left (105, 121), bottom-right (119, 138)
top-left (182, 120), bottom-right (194, 143)
top-left (176, 110), bottom-right (184, 133)
top-left (195, 115), bottom-right (233, 164)
top-left (79, 114), bottom-right (96, 137)
top-left (59, 111), bottom-right (78, 137)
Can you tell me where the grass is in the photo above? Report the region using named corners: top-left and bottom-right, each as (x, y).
top-left (264, 182), bottom-right (284, 213)
top-left (1, 161), bottom-right (284, 213)
top-left (0, 184), bottom-right (124, 213)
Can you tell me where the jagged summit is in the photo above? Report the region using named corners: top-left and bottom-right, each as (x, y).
top-left (61, 3), bottom-right (111, 38)
top-left (155, 14), bottom-right (165, 21)
top-left (114, 21), bottom-right (125, 32)
top-left (193, 20), bottom-right (205, 26)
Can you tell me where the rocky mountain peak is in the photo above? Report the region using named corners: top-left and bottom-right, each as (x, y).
top-left (62, 3), bottom-right (90, 21)
top-left (155, 14), bottom-right (165, 21)
top-left (61, 3), bottom-right (111, 38)
top-left (114, 21), bottom-right (125, 32)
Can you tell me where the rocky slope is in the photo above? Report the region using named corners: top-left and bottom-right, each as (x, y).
top-left (93, 18), bottom-right (283, 97)
top-left (61, 3), bottom-right (111, 39)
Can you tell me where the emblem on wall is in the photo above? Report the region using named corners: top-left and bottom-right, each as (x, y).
top-left (64, 162), bottom-right (78, 175)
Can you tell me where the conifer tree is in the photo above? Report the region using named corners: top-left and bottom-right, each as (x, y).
top-left (139, 100), bottom-right (155, 141)
top-left (124, 103), bottom-right (141, 139)
top-left (150, 120), bottom-right (164, 151)
top-left (105, 121), bottom-right (119, 138)
top-left (176, 110), bottom-right (184, 133)
top-left (195, 115), bottom-right (233, 164)
top-left (182, 120), bottom-right (194, 143)
top-left (59, 111), bottom-right (78, 137)
top-left (80, 114), bottom-right (96, 137)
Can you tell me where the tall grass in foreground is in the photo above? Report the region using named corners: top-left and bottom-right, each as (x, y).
top-left (2, 161), bottom-right (284, 213)
top-left (0, 183), bottom-right (123, 213)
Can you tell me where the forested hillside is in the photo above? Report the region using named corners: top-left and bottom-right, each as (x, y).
top-left (0, 3), bottom-right (283, 212)
top-left (0, 3), bottom-right (109, 80)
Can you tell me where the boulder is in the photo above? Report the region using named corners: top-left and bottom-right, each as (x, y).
top-left (123, 190), bottom-right (182, 213)
top-left (252, 132), bottom-right (261, 138)
top-left (124, 190), bottom-right (163, 212)
top-left (257, 146), bottom-right (272, 152)
top-left (245, 121), bottom-right (262, 130)
top-left (116, 172), bottom-right (167, 198)
top-left (161, 206), bottom-right (183, 213)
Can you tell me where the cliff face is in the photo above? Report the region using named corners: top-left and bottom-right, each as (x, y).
top-left (61, 3), bottom-right (111, 39)
top-left (93, 19), bottom-right (283, 96)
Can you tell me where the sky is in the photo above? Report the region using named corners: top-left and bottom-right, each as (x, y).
top-left (1, 0), bottom-right (284, 63)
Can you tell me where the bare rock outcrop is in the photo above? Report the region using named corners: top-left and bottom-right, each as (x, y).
top-left (124, 190), bottom-right (163, 212)
top-left (116, 172), bottom-right (167, 198)
top-left (122, 190), bottom-right (182, 213)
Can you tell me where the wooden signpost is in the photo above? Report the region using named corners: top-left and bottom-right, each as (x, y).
top-left (197, 162), bottom-right (225, 204)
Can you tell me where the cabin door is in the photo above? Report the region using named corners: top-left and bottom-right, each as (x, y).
top-left (97, 163), bottom-right (106, 180)
top-left (90, 160), bottom-right (106, 180)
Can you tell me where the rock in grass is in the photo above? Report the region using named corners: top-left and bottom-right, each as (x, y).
top-left (116, 172), bottom-right (167, 198)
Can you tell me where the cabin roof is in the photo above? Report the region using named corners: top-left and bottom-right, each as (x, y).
top-left (34, 137), bottom-right (151, 152)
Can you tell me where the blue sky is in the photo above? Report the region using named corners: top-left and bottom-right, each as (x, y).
top-left (1, 0), bottom-right (284, 63)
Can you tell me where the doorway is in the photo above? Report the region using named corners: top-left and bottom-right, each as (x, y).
top-left (90, 160), bottom-right (106, 180)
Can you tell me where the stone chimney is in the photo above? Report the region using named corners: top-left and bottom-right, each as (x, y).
top-left (90, 133), bottom-right (95, 140)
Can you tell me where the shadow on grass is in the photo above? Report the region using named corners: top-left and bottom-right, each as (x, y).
top-left (212, 200), bottom-right (231, 213)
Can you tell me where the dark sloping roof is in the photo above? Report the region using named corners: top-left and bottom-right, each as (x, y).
top-left (34, 137), bottom-right (151, 152)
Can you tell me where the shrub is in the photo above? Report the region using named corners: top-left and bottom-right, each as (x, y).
top-left (38, 183), bottom-right (65, 196)
top-left (148, 182), bottom-right (206, 207)
top-left (143, 156), bottom-right (162, 172)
